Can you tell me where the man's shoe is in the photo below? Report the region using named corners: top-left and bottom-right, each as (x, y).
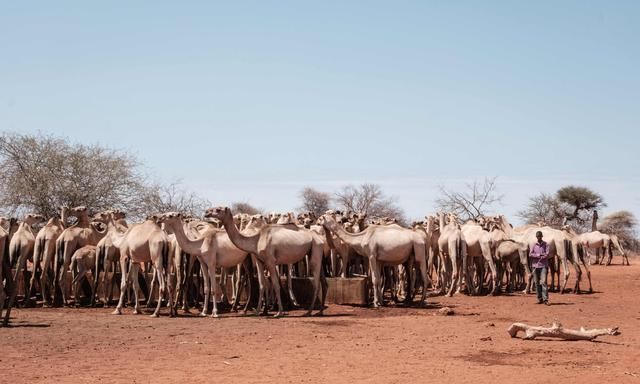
top-left (544, 301), bottom-right (550, 306)
top-left (536, 300), bottom-right (543, 304)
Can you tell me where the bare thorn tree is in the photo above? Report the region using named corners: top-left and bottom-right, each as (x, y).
top-left (599, 210), bottom-right (638, 250)
top-left (334, 183), bottom-right (406, 225)
top-left (517, 192), bottom-right (567, 228)
top-left (435, 177), bottom-right (503, 221)
top-left (299, 187), bottom-right (330, 217)
top-left (0, 132), bottom-right (148, 218)
top-left (231, 202), bottom-right (262, 215)
top-left (138, 180), bottom-right (210, 218)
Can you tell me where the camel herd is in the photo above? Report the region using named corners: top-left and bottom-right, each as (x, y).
top-left (0, 205), bottom-right (629, 326)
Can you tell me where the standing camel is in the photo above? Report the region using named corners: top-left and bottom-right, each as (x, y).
top-left (460, 216), bottom-right (503, 295)
top-left (205, 207), bottom-right (327, 317)
top-left (318, 214), bottom-right (429, 308)
top-left (3, 214), bottom-right (46, 326)
top-left (110, 215), bottom-right (174, 318)
top-left (54, 206), bottom-right (106, 306)
top-left (437, 213), bottom-right (467, 296)
top-left (158, 212), bottom-right (252, 318)
top-left (29, 206), bottom-right (68, 305)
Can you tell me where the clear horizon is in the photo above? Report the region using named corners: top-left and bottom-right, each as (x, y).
top-left (2, 2), bottom-right (638, 224)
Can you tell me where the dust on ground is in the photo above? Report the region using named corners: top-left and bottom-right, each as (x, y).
top-left (2, 262), bottom-right (639, 384)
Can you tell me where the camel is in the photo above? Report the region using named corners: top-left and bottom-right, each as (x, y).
top-left (318, 214), bottom-right (429, 308)
top-left (512, 224), bottom-right (591, 294)
top-left (0, 217), bottom-right (19, 314)
top-left (158, 212), bottom-right (252, 318)
top-left (54, 206), bottom-right (106, 306)
top-left (205, 207), bottom-right (327, 317)
top-left (495, 240), bottom-right (530, 293)
top-left (460, 215), bottom-right (504, 295)
top-left (437, 213), bottom-right (467, 296)
top-left (109, 213), bottom-right (174, 317)
top-left (3, 214), bottom-right (46, 326)
top-left (422, 216), bottom-right (440, 285)
top-left (29, 206), bottom-right (69, 305)
top-left (606, 234), bottom-right (629, 265)
top-left (70, 245), bottom-right (97, 305)
top-left (575, 230), bottom-right (628, 266)
top-left (92, 210), bottom-right (128, 306)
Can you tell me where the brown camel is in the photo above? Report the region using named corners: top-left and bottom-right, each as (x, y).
top-left (205, 207), bottom-right (327, 317)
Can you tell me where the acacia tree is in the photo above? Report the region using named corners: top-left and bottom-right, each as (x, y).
top-left (334, 183), bottom-right (406, 224)
top-left (556, 186), bottom-right (606, 225)
top-left (299, 187), bottom-right (330, 217)
top-left (517, 192), bottom-right (567, 227)
top-left (435, 177), bottom-right (503, 221)
top-left (518, 186), bottom-right (607, 231)
top-left (138, 180), bottom-right (210, 218)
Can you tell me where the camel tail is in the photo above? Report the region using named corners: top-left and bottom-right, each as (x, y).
top-left (162, 241), bottom-right (168, 272)
top-left (9, 242), bottom-right (20, 269)
top-left (2, 236), bottom-right (10, 281)
top-left (70, 257), bottom-right (78, 285)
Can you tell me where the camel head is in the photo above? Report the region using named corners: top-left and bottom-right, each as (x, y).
top-left (245, 214), bottom-right (267, 231)
top-left (276, 212), bottom-right (295, 225)
top-left (70, 206), bottom-right (88, 215)
top-left (425, 216), bottom-right (438, 233)
top-left (111, 209), bottom-right (126, 220)
top-left (204, 206), bottom-right (232, 222)
top-left (157, 212), bottom-right (185, 232)
top-left (24, 213), bottom-right (46, 226)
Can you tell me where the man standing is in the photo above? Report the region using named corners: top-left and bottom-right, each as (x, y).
top-left (530, 231), bottom-right (550, 305)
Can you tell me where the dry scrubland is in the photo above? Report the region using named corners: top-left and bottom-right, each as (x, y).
top-left (2, 260), bottom-right (639, 384)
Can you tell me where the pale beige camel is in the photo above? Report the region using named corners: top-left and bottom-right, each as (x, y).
top-left (575, 230), bottom-right (628, 266)
top-left (318, 214), bottom-right (429, 308)
top-left (460, 215), bottom-right (503, 295)
top-left (0, 218), bottom-right (19, 322)
top-left (3, 214), bottom-right (46, 326)
top-left (512, 225), bottom-right (591, 293)
top-left (92, 210), bottom-right (128, 306)
top-left (437, 213), bottom-right (468, 296)
top-left (606, 234), bottom-right (629, 265)
top-left (159, 212), bottom-right (251, 318)
top-left (110, 215), bottom-right (174, 317)
top-left (205, 207), bottom-right (327, 317)
top-left (70, 245), bottom-right (97, 305)
top-left (490, 215), bottom-right (532, 293)
top-left (54, 206), bottom-right (106, 306)
top-left (495, 240), bottom-right (530, 293)
top-left (423, 216), bottom-right (440, 284)
top-left (29, 206), bottom-right (69, 305)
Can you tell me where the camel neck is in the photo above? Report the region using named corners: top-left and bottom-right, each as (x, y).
top-left (221, 213), bottom-right (259, 254)
top-left (168, 221), bottom-right (205, 255)
top-left (325, 219), bottom-right (365, 250)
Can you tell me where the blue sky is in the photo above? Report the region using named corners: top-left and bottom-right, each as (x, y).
top-left (1, 1), bottom-right (638, 223)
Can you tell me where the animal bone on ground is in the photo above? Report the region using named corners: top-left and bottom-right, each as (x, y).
top-left (507, 322), bottom-right (620, 341)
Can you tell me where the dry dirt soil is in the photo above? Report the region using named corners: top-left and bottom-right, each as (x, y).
top-left (2, 262), bottom-right (639, 384)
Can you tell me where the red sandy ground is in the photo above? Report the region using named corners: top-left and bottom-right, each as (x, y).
top-left (2, 261), bottom-right (639, 384)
